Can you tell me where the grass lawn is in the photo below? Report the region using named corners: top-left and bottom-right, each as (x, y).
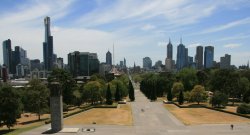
top-left (64, 104), bottom-right (133, 126)
top-left (0, 107), bottom-right (83, 135)
top-left (164, 104), bottom-right (250, 125)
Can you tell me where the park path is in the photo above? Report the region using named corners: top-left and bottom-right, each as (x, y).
top-left (130, 88), bottom-right (187, 135)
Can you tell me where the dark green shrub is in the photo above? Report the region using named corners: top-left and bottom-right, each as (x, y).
top-left (237, 103), bottom-right (250, 114)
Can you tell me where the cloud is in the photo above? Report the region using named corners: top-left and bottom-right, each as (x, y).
top-left (141, 24), bottom-right (156, 31)
top-left (217, 33), bottom-right (250, 41)
top-left (223, 44), bottom-right (241, 49)
top-left (200, 17), bottom-right (250, 34)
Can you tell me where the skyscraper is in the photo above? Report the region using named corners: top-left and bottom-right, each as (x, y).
top-left (43, 16), bottom-right (53, 71)
top-left (124, 58), bottom-right (126, 67)
top-left (2, 39), bottom-right (12, 73)
top-left (143, 57), bottom-right (152, 70)
top-left (204, 46), bottom-right (214, 68)
top-left (167, 38), bottom-right (173, 59)
top-left (196, 46), bottom-right (203, 70)
top-left (176, 38), bottom-right (187, 70)
top-left (220, 54), bottom-right (231, 69)
top-left (68, 51), bottom-right (99, 77)
top-left (106, 51), bottom-right (112, 66)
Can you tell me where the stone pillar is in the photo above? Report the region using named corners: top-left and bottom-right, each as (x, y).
top-left (50, 82), bottom-right (63, 132)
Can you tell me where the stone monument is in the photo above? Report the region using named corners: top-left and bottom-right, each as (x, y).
top-left (50, 81), bottom-right (63, 132)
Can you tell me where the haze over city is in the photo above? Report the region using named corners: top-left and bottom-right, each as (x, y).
top-left (0, 0), bottom-right (250, 67)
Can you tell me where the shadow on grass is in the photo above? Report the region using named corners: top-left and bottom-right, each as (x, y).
top-left (0, 129), bottom-right (15, 134)
top-left (19, 118), bottom-right (49, 125)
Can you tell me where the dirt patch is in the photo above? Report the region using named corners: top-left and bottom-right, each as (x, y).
top-left (164, 104), bottom-right (250, 125)
top-left (64, 104), bottom-right (133, 126)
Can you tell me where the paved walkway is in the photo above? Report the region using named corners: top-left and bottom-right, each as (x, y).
top-left (21, 89), bottom-right (250, 135)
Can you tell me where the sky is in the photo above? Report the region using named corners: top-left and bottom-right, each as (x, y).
top-left (0, 0), bottom-right (250, 67)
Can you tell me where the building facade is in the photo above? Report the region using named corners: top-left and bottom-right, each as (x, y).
top-left (106, 51), bottom-right (112, 66)
top-left (2, 39), bottom-right (13, 74)
top-left (204, 46), bottom-right (214, 68)
top-left (176, 41), bottom-right (187, 71)
top-left (220, 54), bottom-right (231, 69)
top-left (43, 16), bottom-right (54, 71)
top-left (143, 57), bottom-right (152, 70)
top-left (196, 46), bottom-right (203, 70)
top-left (68, 51), bottom-right (100, 77)
top-left (167, 38), bottom-right (173, 59)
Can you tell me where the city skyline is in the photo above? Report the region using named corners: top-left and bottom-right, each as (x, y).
top-left (0, 0), bottom-right (250, 67)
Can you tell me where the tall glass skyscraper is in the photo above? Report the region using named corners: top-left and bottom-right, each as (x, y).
top-left (106, 51), bottom-right (112, 66)
top-left (204, 46), bottom-right (214, 68)
top-left (2, 39), bottom-right (12, 73)
top-left (167, 38), bottom-right (173, 59)
top-left (43, 16), bottom-right (53, 71)
top-left (196, 46), bottom-right (203, 70)
top-left (176, 38), bottom-right (187, 71)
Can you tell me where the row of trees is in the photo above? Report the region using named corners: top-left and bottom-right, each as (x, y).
top-left (137, 68), bottom-right (250, 106)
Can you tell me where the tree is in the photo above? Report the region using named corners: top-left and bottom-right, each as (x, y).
top-left (24, 79), bottom-right (49, 120)
top-left (178, 90), bottom-right (184, 105)
top-left (48, 69), bottom-right (76, 105)
top-left (172, 82), bottom-right (184, 99)
top-left (177, 68), bottom-right (198, 91)
top-left (243, 89), bottom-right (250, 103)
top-left (190, 85), bottom-right (207, 104)
top-left (115, 84), bottom-right (121, 101)
top-left (210, 91), bottom-right (228, 107)
top-left (167, 89), bottom-right (173, 102)
top-left (106, 84), bottom-right (113, 105)
top-left (239, 77), bottom-right (250, 99)
top-left (150, 81), bottom-right (157, 101)
top-left (0, 85), bottom-right (21, 130)
top-left (129, 81), bottom-right (135, 101)
top-left (84, 81), bottom-right (103, 104)
top-left (196, 70), bottom-right (208, 86)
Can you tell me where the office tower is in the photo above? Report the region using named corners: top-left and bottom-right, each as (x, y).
top-left (13, 46), bottom-right (29, 74)
top-left (43, 16), bottom-right (53, 71)
top-left (124, 58), bottom-right (126, 67)
top-left (165, 58), bottom-right (172, 71)
top-left (167, 38), bottom-right (173, 59)
top-left (185, 48), bottom-right (189, 66)
top-left (220, 54), bottom-right (231, 69)
top-left (120, 61), bottom-right (124, 67)
top-left (143, 57), bottom-right (152, 70)
top-left (30, 59), bottom-right (41, 71)
top-left (204, 46), bottom-right (214, 68)
top-left (68, 51), bottom-right (99, 77)
top-left (176, 38), bottom-right (187, 70)
top-left (1, 65), bottom-right (8, 82)
top-left (106, 51), bottom-right (112, 66)
top-left (155, 60), bottom-right (162, 68)
top-left (196, 46), bottom-right (203, 70)
top-left (56, 57), bottom-right (64, 69)
top-left (2, 39), bottom-right (12, 74)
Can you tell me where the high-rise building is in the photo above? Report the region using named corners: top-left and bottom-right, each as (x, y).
top-left (123, 58), bottom-right (126, 67)
top-left (68, 51), bottom-right (99, 77)
top-left (220, 54), bottom-right (231, 69)
top-left (165, 58), bottom-right (172, 71)
top-left (204, 46), bottom-right (214, 68)
top-left (167, 38), bottom-right (173, 59)
top-left (2, 39), bottom-right (12, 74)
top-left (106, 51), bottom-right (112, 66)
top-left (196, 46), bottom-right (203, 70)
top-left (143, 57), bottom-right (152, 70)
top-left (176, 38), bottom-right (187, 70)
top-left (30, 59), bottom-right (41, 71)
top-left (56, 57), bottom-right (64, 69)
top-left (43, 16), bottom-right (53, 71)
top-left (120, 61), bottom-right (124, 67)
